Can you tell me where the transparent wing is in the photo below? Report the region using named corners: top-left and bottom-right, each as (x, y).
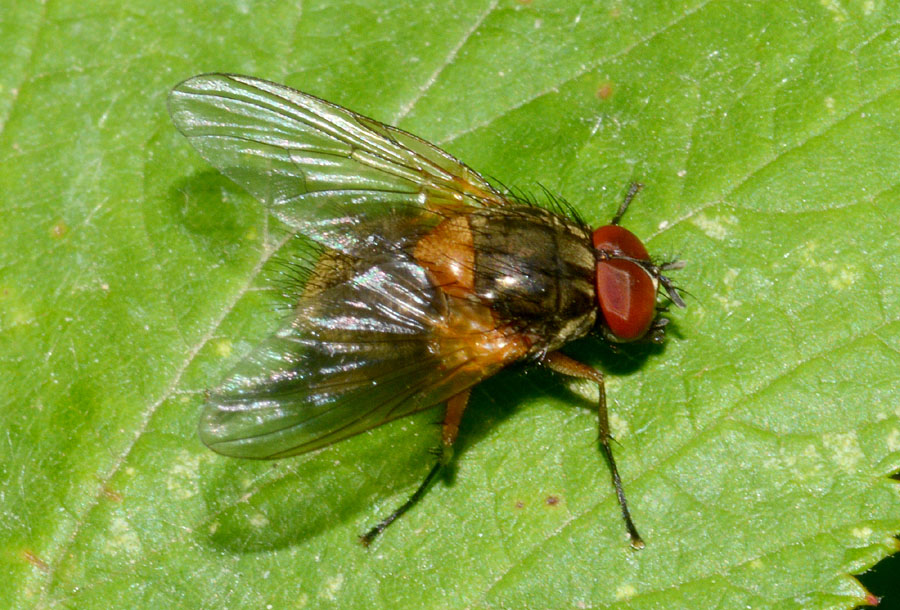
top-left (168, 73), bottom-right (507, 254)
top-left (199, 258), bottom-right (496, 458)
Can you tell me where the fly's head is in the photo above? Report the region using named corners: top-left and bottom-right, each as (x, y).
top-left (591, 223), bottom-right (685, 345)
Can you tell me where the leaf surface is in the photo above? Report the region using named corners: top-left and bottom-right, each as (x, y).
top-left (2, 1), bottom-right (899, 608)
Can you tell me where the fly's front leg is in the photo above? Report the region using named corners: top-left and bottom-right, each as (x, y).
top-left (543, 351), bottom-right (644, 549)
top-left (360, 388), bottom-right (471, 546)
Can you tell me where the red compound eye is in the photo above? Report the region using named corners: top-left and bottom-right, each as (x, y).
top-left (592, 225), bottom-right (656, 341)
top-left (592, 225), bottom-right (650, 260)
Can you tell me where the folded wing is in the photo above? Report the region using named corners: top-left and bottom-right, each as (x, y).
top-left (168, 73), bottom-right (506, 254)
top-left (200, 258), bottom-right (493, 458)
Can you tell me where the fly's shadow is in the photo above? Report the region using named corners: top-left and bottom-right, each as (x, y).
top-left (198, 406), bottom-right (442, 552)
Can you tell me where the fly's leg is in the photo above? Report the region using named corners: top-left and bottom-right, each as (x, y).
top-left (360, 388), bottom-right (471, 546)
top-left (611, 182), bottom-right (643, 225)
top-left (543, 351), bottom-right (644, 549)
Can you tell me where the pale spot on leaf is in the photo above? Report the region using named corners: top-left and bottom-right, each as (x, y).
top-left (692, 213), bottom-right (736, 240)
top-left (823, 432), bottom-right (864, 471)
top-left (615, 584), bottom-right (636, 600)
top-left (104, 517), bottom-right (142, 555)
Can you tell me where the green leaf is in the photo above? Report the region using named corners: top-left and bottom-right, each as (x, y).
top-left (2, 1), bottom-right (899, 608)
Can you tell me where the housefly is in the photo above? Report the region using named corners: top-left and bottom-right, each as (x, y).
top-left (168, 74), bottom-right (684, 548)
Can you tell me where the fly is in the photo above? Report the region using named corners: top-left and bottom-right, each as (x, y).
top-left (167, 74), bottom-right (685, 549)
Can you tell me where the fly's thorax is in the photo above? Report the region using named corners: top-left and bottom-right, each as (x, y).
top-left (467, 206), bottom-right (597, 351)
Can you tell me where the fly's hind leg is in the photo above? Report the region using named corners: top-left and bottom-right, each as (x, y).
top-left (359, 388), bottom-right (471, 546)
top-left (543, 351), bottom-right (644, 549)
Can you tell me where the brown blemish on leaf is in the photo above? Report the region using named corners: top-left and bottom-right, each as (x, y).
top-left (596, 83), bottom-right (614, 100)
top-left (103, 486), bottom-right (123, 502)
top-left (50, 219), bottom-right (69, 239)
top-left (23, 550), bottom-right (49, 572)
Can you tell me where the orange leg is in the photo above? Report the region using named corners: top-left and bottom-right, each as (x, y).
top-left (360, 389), bottom-right (471, 546)
top-left (441, 388), bottom-right (471, 449)
top-left (543, 351), bottom-right (644, 549)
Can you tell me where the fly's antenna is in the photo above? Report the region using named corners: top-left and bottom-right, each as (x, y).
top-left (611, 182), bottom-right (643, 225)
top-left (657, 273), bottom-right (687, 308)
